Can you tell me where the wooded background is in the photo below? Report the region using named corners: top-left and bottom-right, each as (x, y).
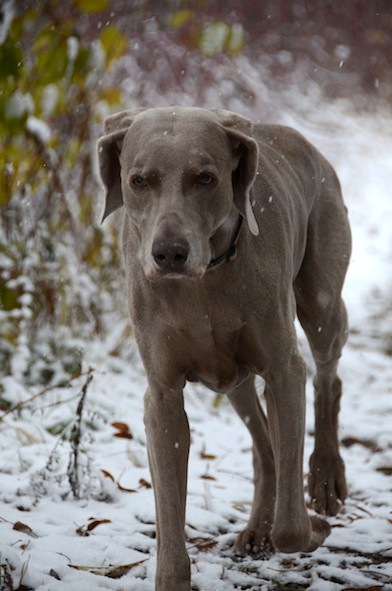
top-left (1, 0), bottom-right (390, 390)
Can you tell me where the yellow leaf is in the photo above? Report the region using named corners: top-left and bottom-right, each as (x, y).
top-left (73, 0), bottom-right (108, 13)
top-left (100, 26), bottom-right (127, 63)
top-left (168, 10), bottom-right (194, 29)
top-left (100, 87), bottom-right (122, 106)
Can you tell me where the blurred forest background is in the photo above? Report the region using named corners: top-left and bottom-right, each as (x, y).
top-left (1, 0), bottom-right (391, 391)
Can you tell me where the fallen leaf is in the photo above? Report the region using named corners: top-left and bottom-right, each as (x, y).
top-left (112, 422), bottom-right (133, 439)
top-left (13, 521), bottom-right (38, 538)
top-left (187, 535), bottom-right (218, 551)
top-left (76, 518), bottom-right (111, 537)
top-left (353, 504), bottom-right (373, 517)
top-left (376, 466), bottom-right (392, 476)
top-left (117, 482), bottom-right (137, 493)
top-left (200, 474), bottom-right (216, 481)
top-left (200, 451), bottom-right (217, 460)
top-left (101, 469), bottom-right (137, 492)
top-left (87, 518), bottom-right (111, 532)
top-left (139, 478), bottom-right (152, 489)
top-left (195, 539), bottom-right (218, 552)
top-left (341, 436), bottom-right (382, 452)
top-left (69, 558), bottom-right (148, 578)
top-left (200, 444), bottom-right (217, 460)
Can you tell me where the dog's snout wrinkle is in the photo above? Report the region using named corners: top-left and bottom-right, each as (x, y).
top-left (152, 236), bottom-right (189, 271)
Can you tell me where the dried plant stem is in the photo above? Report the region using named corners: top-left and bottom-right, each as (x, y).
top-left (0, 371), bottom-right (92, 421)
top-left (67, 369), bottom-right (94, 498)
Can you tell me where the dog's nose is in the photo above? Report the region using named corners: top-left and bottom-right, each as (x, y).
top-left (152, 237), bottom-right (189, 270)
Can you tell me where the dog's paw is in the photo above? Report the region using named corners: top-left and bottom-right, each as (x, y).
top-left (308, 451), bottom-right (347, 516)
top-left (235, 527), bottom-right (274, 558)
top-left (272, 514), bottom-right (331, 553)
top-left (305, 515), bottom-right (331, 551)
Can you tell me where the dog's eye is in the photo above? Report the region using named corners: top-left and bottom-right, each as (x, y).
top-left (131, 175), bottom-right (147, 188)
top-left (198, 173), bottom-right (215, 186)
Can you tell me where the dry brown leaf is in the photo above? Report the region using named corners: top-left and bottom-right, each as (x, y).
top-left (353, 504), bottom-right (373, 517)
top-left (139, 478), bottom-right (152, 489)
top-left (87, 518), bottom-right (112, 532)
top-left (111, 422), bottom-right (133, 439)
top-left (101, 469), bottom-right (137, 493)
top-left (13, 521), bottom-right (38, 538)
top-left (117, 482), bottom-right (137, 493)
top-left (200, 451), bottom-right (217, 460)
top-left (69, 558), bottom-right (148, 578)
top-left (187, 535), bottom-right (218, 552)
top-left (376, 466), bottom-right (392, 476)
top-left (76, 518), bottom-right (111, 536)
top-left (195, 539), bottom-right (218, 552)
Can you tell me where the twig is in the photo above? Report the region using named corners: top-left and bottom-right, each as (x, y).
top-left (0, 371), bottom-right (92, 421)
top-left (67, 369), bottom-right (94, 498)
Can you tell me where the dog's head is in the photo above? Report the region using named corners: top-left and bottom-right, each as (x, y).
top-left (97, 107), bottom-right (259, 280)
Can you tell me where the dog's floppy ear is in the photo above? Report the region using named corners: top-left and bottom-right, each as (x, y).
top-left (97, 109), bottom-right (145, 222)
top-left (214, 109), bottom-right (259, 236)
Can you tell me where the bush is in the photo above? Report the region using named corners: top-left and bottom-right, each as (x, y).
top-left (0, 1), bottom-right (126, 386)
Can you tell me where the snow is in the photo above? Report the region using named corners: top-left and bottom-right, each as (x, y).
top-left (0, 0), bottom-right (14, 44)
top-left (1, 99), bottom-right (392, 590)
top-left (26, 116), bottom-right (52, 145)
top-left (5, 91), bottom-right (34, 120)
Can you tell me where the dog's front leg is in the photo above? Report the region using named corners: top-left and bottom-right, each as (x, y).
top-left (144, 384), bottom-right (191, 591)
top-left (265, 350), bottom-right (331, 553)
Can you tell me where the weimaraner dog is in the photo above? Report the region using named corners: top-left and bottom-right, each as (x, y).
top-left (98, 106), bottom-right (351, 590)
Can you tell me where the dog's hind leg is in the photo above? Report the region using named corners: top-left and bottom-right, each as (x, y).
top-left (294, 182), bottom-right (351, 516)
top-left (227, 375), bottom-right (276, 555)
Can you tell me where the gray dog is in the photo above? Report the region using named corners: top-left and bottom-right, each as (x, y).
top-left (97, 106), bottom-right (351, 590)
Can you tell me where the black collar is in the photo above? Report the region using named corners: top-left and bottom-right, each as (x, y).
top-left (207, 216), bottom-right (243, 271)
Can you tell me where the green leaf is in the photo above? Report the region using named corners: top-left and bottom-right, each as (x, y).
top-left (100, 26), bottom-right (126, 63)
top-left (72, 46), bottom-right (91, 80)
top-left (226, 24), bottom-right (244, 54)
top-left (0, 38), bottom-right (24, 80)
top-left (36, 43), bottom-right (68, 84)
top-left (0, 286), bottom-right (19, 312)
top-left (198, 22), bottom-right (244, 57)
top-left (73, 0), bottom-right (108, 12)
top-left (168, 10), bottom-right (194, 29)
top-left (199, 22), bottom-right (230, 57)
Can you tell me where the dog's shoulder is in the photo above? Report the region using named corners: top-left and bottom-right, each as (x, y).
top-left (253, 123), bottom-right (312, 152)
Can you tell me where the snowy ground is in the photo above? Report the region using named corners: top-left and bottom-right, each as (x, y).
top-left (1, 100), bottom-right (391, 591)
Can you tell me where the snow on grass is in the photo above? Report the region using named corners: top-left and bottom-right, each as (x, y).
top-left (1, 100), bottom-right (392, 590)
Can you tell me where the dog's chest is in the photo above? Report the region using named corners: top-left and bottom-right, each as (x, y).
top-left (175, 313), bottom-right (248, 393)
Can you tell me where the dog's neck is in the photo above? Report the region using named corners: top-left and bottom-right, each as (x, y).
top-left (207, 215), bottom-right (243, 271)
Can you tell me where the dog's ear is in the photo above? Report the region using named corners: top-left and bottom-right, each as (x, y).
top-left (97, 109), bottom-right (145, 222)
top-left (214, 109), bottom-right (259, 236)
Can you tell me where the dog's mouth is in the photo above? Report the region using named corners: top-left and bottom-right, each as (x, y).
top-left (145, 266), bottom-right (204, 282)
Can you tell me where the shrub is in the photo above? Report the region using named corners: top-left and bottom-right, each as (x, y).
top-left (0, 1), bottom-right (125, 386)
